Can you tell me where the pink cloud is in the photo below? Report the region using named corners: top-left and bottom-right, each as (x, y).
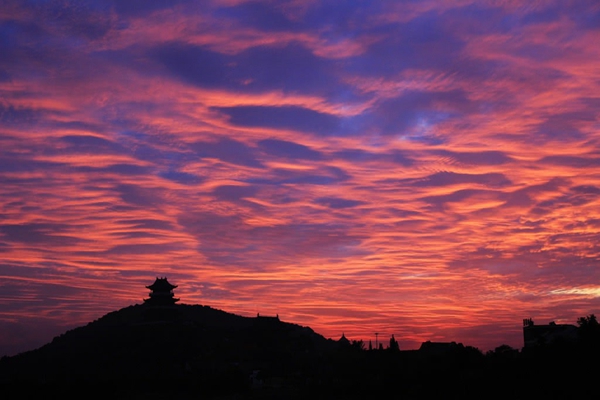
top-left (1, 0), bottom-right (600, 356)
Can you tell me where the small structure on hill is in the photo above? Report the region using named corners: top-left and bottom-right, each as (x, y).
top-left (144, 277), bottom-right (179, 306)
top-left (256, 312), bottom-right (280, 321)
top-left (522, 318), bottom-right (578, 348)
top-left (253, 313), bottom-right (281, 330)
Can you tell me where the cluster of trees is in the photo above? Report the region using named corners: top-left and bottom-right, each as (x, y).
top-left (577, 313), bottom-right (600, 343)
top-left (344, 314), bottom-right (600, 356)
top-left (349, 334), bottom-right (400, 352)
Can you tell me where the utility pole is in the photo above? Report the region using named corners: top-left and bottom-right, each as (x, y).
top-left (375, 332), bottom-right (379, 349)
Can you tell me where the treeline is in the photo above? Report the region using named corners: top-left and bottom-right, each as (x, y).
top-left (1, 313), bottom-right (599, 399)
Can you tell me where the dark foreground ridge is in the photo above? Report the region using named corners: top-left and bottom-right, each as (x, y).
top-left (0, 304), bottom-right (334, 391)
top-left (1, 283), bottom-right (599, 398)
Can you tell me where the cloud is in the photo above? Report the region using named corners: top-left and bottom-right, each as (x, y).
top-left (216, 105), bottom-right (341, 135)
top-left (2, 0), bottom-right (600, 355)
top-left (411, 171), bottom-right (512, 188)
top-left (59, 135), bottom-right (126, 155)
top-left (433, 150), bottom-right (514, 166)
top-left (0, 223), bottom-right (88, 246)
top-left (159, 170), bottom-right (203, 185)
top-left (258, 138), bottom-right (323, 160)
top-left (151, 43), bottom-right (232, 89)
top-left (539, 155), bottom-right (600, 169)
top-left (114, 184), bottom-right (164, 208)
top-left (212, 184), bottom-right (259, 203)
top-left (314, 197), bottom-right (365, 209)
top-left (191, 138), bottom-right (263, 168)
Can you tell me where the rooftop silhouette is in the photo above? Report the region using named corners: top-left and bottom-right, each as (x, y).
top-left (144, 277), bottom-right (179, 306)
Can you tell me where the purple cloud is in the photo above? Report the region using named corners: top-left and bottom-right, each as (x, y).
top-left (2, 0), bottom-right (600, 356)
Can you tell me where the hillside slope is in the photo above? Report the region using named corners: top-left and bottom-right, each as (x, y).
top-left (0, 303), bottom-right (337, 386)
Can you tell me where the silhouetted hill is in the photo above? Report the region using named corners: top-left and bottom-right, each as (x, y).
top-left (0, 304), bottom-right (337, 396)
top-left (3, 306), bottom-right (599, 399)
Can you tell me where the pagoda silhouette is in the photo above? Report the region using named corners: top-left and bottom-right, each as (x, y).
top-left (144, 277), bottom-right (179, 306)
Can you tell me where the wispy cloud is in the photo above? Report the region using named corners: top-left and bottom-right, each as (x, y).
top-left (1, 0), bottom-right (600, 355)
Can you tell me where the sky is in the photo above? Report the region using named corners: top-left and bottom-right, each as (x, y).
top-left (1, 0), bottom-right (600, 356)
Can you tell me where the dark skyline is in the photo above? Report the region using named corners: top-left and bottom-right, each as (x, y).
top-left (1, 0), bottom-right (600, 356)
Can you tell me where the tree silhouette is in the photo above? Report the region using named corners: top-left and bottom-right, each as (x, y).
top-left (388, 335), bottom-right (399, 352)
top-left (577, 314), bottom-right (600, 346)
top-left (577, 314), bottom-right (598, 328)
top-left (487, 344), bottom-right (518, 359)
top-left (351, 339), bottom-right (365, 351)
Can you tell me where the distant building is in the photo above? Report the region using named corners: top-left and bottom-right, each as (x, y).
top-left (253, 313), bottom-right (281, 330)
top-left (419, 341), bottom-right (463, 356)
top-left (522, 318), bottom-right (578, 348)
top-left (255, 312), bottom-right (280, 322)
top-left (144, 277), bottom-right (179, 306)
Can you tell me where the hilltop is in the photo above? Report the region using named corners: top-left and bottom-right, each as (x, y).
top-left (0, 303), bottom-right (339, 395)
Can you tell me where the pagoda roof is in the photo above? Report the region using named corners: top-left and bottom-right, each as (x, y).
top-left (146, 277), bottom-right (177, 291)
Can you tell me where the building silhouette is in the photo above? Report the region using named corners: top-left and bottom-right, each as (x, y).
top-left (522, 318), bottom-right (578, 348)
top-left (144, 277), bottom-right (179, 306)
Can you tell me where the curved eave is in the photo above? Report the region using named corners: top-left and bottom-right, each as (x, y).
top-left (146, 283), bottom-right (178, 290)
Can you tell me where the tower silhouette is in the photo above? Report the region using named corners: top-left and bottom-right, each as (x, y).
top-left (144, 277), bottom-right (179, 306)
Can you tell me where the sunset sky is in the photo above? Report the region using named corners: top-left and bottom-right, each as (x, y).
top-left (1, 0), bottom-right (600, 356)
